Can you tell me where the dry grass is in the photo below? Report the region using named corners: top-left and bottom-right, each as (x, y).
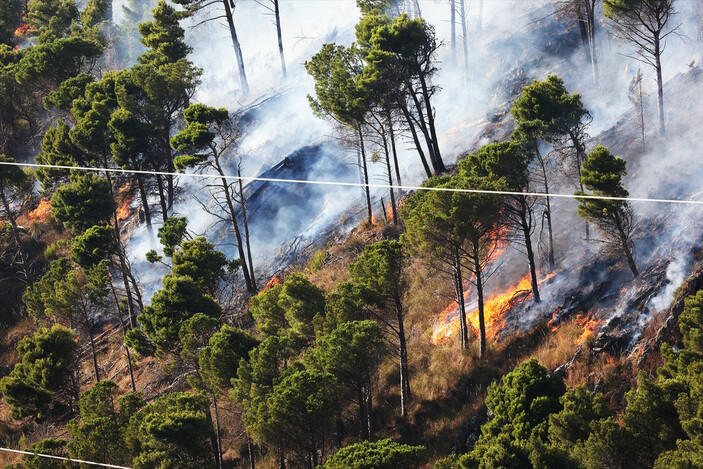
top-left (531, 321), bottom-right (585, 371)
top-left (0, 316), bottom-right (35, 368)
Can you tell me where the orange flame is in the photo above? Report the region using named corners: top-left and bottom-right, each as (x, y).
top-left (385, 202), bottom-right (393, 222)
top-left (262, 276), bottom-right (282, 293)
top-left (116, 184), bottom-right (132, 222)
top-left (14, 24), bottom-right (33, 37)
top-left (431, 271), bottom-right (557, 345)
top-left (27, 198), bottom-right (51, 221)
top-left (573, 313), bottom-right (601, 345)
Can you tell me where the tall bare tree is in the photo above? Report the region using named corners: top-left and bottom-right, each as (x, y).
top-left (604, 0), bottom-right (678, 135)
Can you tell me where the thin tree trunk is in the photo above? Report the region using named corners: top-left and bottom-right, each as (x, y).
top-left (223, 0), bottom-right (250, 95)
top-left (278, 447), bottom-right (285, 469)
top-left (408, 82), bottom-right (441, 174)
top-left (654, 34), bottom-right (665, 135)
top-left (459, 0), bottom-right (469, 96)
top-left (212, 395), bottom-right (223, 469)
top-left (454, 253), bottom-right (469, 350)
top-left (247, 435), bottom-right (256, 469)
top-left (585, 0), bottom-right (598, 84)
top-left (219, 174), bottom-right (254, 293)
top-left (394, 293), bottom-right (410, 418)
top-left (381, 132), bottom-right (397, 224)
top-left (274, 0), bottom-right (286, 78)
top-left (537, 150), bottom-right (555, 270)
top-left (473, 246), bottom-right (486, 359)
top-left (477, 0), bottom-right (483, 32)
top-left (238, 167), bottom-right (257, 291)
top-left (357, 126), bottom-right (373, 225)
top-left (616, 215), bottom-right (638, 278)
top-left (87, 325), bottom-right (101, 383)
top-left (387, 111), bottom-right (403, 199)
top-left (110, 279), bottom-right (136, 393)
top-left (106, 171), bottom-right (139, 328)
top-left (518, 197), bottom-right (540, 303)
top-left (638, 77), bottom-right (646, 152)
top-left (576, 3), bottom-right (590, 57)
top-left (570, 132), bottom-right (590, 239)
top-left (450, 0), bottom-right (456, 64)
top-left (358, 384), bottom-right (368, 439)
top-left (365, 374), bottom-right (373, 438)
top-left (418, 74), bottom-right (444, 172)
top-left (0, 191), bottom-right (29, 282)
top-left (135, 173), bottom-right (153, 237)
top-left (155, 174), bottom-right (169, 223)
top-left (399, 101), bottom-right (432, 177)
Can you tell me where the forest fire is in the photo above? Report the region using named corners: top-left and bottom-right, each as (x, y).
top-left (116, 184), bottom-right (133, 222)
top-left (573, 313), bottom-right (602, 345)
top-left (262, 276), bottom-right (282, 292)
top-left (27, 198), bottom-right (51, 221)
top-left (431, 272), bottom-right (557, 345)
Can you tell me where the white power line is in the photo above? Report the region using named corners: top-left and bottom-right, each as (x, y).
top-left (0, 446), bottom-right (133, 469)
top-left (1, 161), bottom-right (701, 206)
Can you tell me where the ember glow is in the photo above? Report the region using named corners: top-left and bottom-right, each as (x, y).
top-left (27, 198), bottom-right (51, 221)
top-left (431, 271), bottom-right (557, 345)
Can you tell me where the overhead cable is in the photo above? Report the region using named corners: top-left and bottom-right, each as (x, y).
top-left (0, 446), bottom-right (133, 469)
top-left (1, 161), bottom-right (701, 206)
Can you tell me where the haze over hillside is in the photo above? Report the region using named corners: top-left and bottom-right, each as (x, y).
top-left (0, 0), bottom-right (701, 468)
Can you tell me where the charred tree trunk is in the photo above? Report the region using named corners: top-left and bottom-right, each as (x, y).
top-left (357, 126), bottom-right (373, 225)
top-left (517, 196), bottom-right (540, 303)
top-left (223, 0), bottom-right (250, 95)
top-left (472, 244), bottom-right (487, 359)
top-left (394, 293), bottom-right (410, 418)
top-left (454, 252), bottom-right (469, 350)
top-left (274, 0), bottom-right (286, 78)
top-left (615, 213), bottom-right (638, 278)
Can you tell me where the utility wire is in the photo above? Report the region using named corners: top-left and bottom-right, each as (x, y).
top-left (0, 446), bottom-right (133, 469)
top-left (2, 161), bottom-right (701, 206)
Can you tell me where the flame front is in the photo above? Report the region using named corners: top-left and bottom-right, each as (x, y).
top-left (431, 272), bottom-right (557, 345)
top-left (28, 198), bottom-right (51, 221)
top-left (116, 184), bottom-right (133, 222)
top-left (262, 276), bottom-right (282, 292)
top-left (573, 313), bottom-right (601, 345)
